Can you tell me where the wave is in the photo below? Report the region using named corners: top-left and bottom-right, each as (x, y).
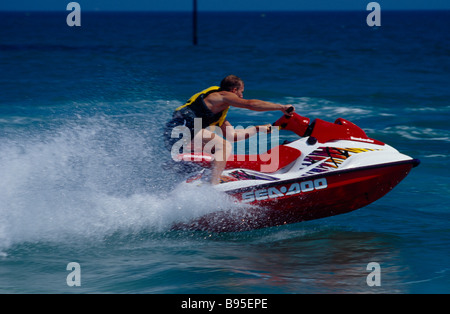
top-left (277, 97), bottom-right (450, 144)
top-left (0, 112), bottom-right (242, 252)
top-left (283, 97), bottom-right (375, 120)
top-left (232, 96), bottom-right (378, 128)
top-left (379, 125), bottom-right (450, 142)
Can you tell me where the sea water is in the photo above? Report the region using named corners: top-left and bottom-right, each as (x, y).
top-left (0, 11), bottom-right (449, 294)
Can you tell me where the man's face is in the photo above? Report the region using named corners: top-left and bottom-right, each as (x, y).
top-left (233, 83), bottom-right (244, 98)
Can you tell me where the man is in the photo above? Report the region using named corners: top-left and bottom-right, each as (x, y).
top-left (165, 75), bottom-right (294, 185)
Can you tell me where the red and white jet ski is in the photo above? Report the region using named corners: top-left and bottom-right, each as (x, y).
top-left (173, 111), bottom-right (420, 232)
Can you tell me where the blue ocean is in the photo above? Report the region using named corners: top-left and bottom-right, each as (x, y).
top-left (0, 10), bottom-right (449, 295)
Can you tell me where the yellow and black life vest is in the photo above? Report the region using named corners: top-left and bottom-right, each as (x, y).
top-left (175, 86), bottom-right (229, 128)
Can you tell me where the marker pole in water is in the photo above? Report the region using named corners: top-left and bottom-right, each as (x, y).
top-left (193, 0), bottom-right (198, 45)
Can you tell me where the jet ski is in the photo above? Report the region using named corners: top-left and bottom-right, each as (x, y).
top-left (172, 109), bottom-right (420, 232)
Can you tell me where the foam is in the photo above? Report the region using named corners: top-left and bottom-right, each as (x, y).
top-left (0, 114), bottom-right (241, 251)
top-left (381, 125), bottom-right (450, 142)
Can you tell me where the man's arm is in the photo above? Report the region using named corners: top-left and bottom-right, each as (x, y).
top-left (222, 92), bottom-right (280, 111)
top-left (220, 120), bottom-right (272, 142)
top-left (221, 92), bottom-right (294, 115)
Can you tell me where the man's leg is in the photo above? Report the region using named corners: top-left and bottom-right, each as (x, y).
top-left (193, 129), bottom-right (232, 185)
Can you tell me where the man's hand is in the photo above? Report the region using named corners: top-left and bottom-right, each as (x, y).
top-left (281, 105), bottom-right (295, 116)
top-left (256, 124), bottom-right (273, 133)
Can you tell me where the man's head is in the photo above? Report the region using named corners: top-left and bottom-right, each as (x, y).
top-left (220, 75), bottom-right (244, 98)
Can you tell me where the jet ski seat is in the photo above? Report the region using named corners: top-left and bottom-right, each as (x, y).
top-left (176, 145), bottom-right (301, 173)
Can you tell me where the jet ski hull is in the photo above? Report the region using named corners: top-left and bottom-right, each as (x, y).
top-left (173, 159), bottom-right (419, 232)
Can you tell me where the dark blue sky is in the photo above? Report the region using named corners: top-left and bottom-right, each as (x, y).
top-left (1, 0), bottom-right (450, 11)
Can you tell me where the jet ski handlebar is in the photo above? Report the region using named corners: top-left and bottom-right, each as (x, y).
top-left (272, 109), bottom-right (384, 145)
